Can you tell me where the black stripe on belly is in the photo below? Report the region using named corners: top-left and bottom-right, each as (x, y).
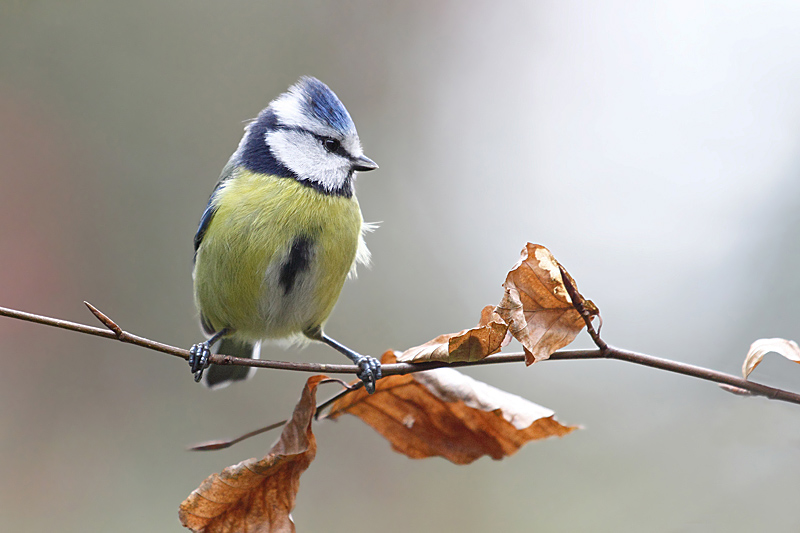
top-left (279, 235), bottom-right (313, 295)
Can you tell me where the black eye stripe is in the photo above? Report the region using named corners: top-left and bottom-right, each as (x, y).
top-left (316, 135), bottom-right (350, 158)
top-left (269, 124), bottom-right (352, 158)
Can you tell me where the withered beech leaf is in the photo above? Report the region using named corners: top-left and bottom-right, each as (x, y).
top-left (396, 306), bottom-right (511, 363)
top-left (495, 243), bottom-right (595, 365)
top-left (321, 352), bottom-right (576, 465)
top-left (179, 375), bottom-right (326, 533)
top-left (743, 338), bottom-right (800, 379)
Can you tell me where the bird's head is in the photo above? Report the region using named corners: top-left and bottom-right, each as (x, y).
top-left (236, 76), bottom-right (377, 197)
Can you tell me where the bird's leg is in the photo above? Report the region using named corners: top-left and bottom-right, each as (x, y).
top-left (318, 333), bottom-right (382, 394)
top-left (188, 328), bottom-right (230, 382)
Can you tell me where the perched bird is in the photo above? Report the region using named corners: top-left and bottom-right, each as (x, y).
top-left (188, 77), bottom-right (381, 393)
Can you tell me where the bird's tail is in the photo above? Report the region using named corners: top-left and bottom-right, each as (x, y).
top-left (202, 338), bottom-right (261, 390)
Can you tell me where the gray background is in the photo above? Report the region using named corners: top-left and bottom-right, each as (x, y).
top-left (1, 1), bottom-right (799, 531)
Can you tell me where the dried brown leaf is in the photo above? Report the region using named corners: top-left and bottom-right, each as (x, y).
top-left (322, 352), bottom-right (576, 464)
top-left (179, 375), bottom-right (325, 533)
top-left (495, 243), bottom-right (594, 365)
top-left (396, 306), bottom-right (510, 363)
top-left (743, 338), bottom-right (800, 379)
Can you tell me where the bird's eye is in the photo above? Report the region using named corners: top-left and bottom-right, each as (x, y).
top-left (323, 138), bottom-right (341, 153)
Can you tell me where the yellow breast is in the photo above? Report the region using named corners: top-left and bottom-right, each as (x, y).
top-left (193, 168), bottom-right (364, 340)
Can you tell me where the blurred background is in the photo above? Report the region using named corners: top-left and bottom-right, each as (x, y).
top-left (2, 1), bottom-right (800, 531)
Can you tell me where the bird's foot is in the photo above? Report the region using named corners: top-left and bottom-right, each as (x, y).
top-left (355, 355), bottom-right (382, 394)
top-left (188, 341), bottom-right (212, 382)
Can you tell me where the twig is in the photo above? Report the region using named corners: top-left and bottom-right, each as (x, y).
top-left (559, 264), bottom-right (607, 352)
top-left (2, 303), bottom-right (800, 405)
top-left (190, 378), bottom-right (359, 451)
top-left (187, 420), bottom-right (288, 451)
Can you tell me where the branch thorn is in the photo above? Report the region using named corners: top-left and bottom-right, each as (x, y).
top-left (84, 301), bottom-right (123, 338)
top-left (719, 384), bottom-right (756, 397)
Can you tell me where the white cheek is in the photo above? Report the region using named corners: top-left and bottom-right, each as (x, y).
top-left (267, 130), bottom-right (351, 191)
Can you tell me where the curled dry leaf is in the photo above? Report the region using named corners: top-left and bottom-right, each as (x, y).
top-left (321, 352), bottom-right (576, 465)
top-left (179, 375), bottom-right (325, 533)
top-left (396, 306), bottom-right (511, 363)
top-left (496, 243), bottom-right (596, 365)
top-left (743, 338), bottom-right (800, 379)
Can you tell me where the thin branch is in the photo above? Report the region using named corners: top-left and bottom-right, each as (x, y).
top-left (189, 378), bottom-right (360, 451)
top-left (559, 264), bottom-right (607, 351)
top-left (0, 303), bottom-right (188, 359)
top-left (0, 304), bottom-right (118, 340)
top-left (601, 345), bottom-right (800, 404)
top-left (187, 420), bottom-right (288, 451)
top-left (2, 303), bottom-right (799, 406)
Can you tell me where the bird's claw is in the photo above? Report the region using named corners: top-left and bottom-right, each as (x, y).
top-left (188, 341), bottom-right (211, 382)
top-left (356, 355), bottom-right (382, 394)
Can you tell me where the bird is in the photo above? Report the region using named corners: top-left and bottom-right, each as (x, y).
top-left (188, 76), bottom-right (382, 393)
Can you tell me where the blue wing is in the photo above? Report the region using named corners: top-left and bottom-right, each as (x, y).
top-left (193, 202), bottom-right (216, 260)
top-left (193, 162), bottom-right (237, 262)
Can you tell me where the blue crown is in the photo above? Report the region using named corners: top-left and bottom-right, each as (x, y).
top-left (294, 76), bottom-right (356, 135)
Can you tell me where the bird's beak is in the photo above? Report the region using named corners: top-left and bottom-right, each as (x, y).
top-left (352, 154), bottom-right (379, 172)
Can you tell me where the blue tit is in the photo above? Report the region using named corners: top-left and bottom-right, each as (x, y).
top-left (188, 76), bottom-right (382, 393)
